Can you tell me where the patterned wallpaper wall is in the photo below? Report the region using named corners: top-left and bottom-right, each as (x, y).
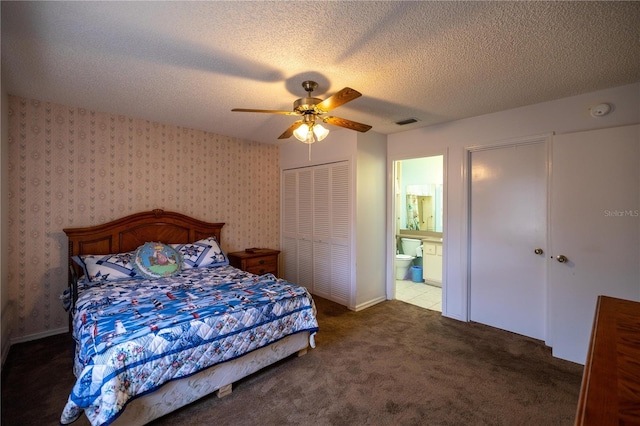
top-left (7, 95), bottom-right (281, 340)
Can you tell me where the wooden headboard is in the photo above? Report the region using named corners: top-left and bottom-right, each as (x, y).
top-left (64, 208), bottom-right (225, 281)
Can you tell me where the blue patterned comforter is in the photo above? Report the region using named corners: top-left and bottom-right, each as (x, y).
top-left (60, 265), bottom-right (318, 426)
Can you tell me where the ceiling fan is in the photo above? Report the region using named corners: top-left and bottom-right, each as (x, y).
top-left (232, 81), bottom-right (372, 144)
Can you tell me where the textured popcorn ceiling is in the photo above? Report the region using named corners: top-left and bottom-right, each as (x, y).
top-left (2, 1), bottom-right (639, 144)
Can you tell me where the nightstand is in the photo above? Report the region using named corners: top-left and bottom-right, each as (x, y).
top-left (228, 249), bottom-right (280, 276)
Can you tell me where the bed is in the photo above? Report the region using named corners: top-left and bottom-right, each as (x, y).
top-left (59, 209), bottom-right (318, 426)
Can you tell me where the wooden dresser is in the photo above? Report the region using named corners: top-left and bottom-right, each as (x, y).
top-left (575, 295), bottom-right (640, 425)
top-left (228, 249), bottom-right (280, 276)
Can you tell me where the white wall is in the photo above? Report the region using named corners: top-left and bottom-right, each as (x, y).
top-left (388, 83), bottom-right (640, 321)
top-left (355, 131), bottom-right (387, 308)
top-left (404, 156), bottom-right (443, 185)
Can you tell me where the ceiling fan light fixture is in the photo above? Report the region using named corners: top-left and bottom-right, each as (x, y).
top-left (313, 123), bottom-right (329, 141)
top-left (293, 123), bottom-right (329, 144)
top-left (293, 123), bottom-right (311, 143)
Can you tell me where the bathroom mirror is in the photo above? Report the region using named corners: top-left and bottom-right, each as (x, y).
top-left (396, 155), bottom-right (444, 234)
top-left (405, 185), bottom-right (441, 232)
top-left (406, 190), bottom-right (436, 231)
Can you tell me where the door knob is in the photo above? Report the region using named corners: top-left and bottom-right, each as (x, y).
top-left (534, 248), bottom-right (544, 255)
top-left (556, 255), bottom-right (568, 263)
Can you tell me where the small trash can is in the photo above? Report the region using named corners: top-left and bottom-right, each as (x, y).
top-left (411, 266), bottom-right (423, 283)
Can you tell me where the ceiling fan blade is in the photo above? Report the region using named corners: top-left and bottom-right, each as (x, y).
top-left (315, 87), bottom-right (362, 112)
top-left (323, 116), bottom-right (372, 133)
top-left (232, 108), bottom-right (298, 115)
top-left (278, 120), bottom-right (304, 139)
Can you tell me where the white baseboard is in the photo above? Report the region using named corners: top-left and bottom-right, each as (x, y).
top-left (442, 311), bottom-right (464, 321)
top-left (424, 279), bottom-right (442, 288)
top-left (353, 295), bottom-right (387, 311)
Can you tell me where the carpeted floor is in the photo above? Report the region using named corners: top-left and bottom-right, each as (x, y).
top-left (1, 296), bottom-right (584, 425)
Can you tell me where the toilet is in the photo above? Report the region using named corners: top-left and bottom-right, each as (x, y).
top-left (401, 238), bottom-right (423, 258)
top-left (395, 254), bottom-right (415, 279)
top-left (395, 238), bottom-right (424, 280)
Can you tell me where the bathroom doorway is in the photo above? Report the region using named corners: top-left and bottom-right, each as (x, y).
top-left (393, 155), bottom-right (444, 312)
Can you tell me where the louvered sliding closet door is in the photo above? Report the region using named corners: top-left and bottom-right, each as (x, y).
top-left (310, 162), bottom-right (351, 305)
top-left (312, 167), bottom-right (331, 298)
top-left (281, 169), bottom-right (313, 289)
top-left (296, 169), bottom-right (314, 289)
top-left (281, 161), bottom-right (351, 306)
top-left (282, 171), bottom-right (298, 282)
top-left (329, 162), bottom-right (350, 305)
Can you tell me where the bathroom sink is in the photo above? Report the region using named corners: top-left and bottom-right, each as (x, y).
top-left (422, 236), bottom-right (443, 242)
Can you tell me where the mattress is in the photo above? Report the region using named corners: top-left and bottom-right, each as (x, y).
top-left (60, 265), bottom-right (319, 426)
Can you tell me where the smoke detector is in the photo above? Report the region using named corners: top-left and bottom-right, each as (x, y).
top-left (589, 103), bottom-right (612, 118)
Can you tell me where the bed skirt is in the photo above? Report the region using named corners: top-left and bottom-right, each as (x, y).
top-left (110, 331), bottom-right (311, 425)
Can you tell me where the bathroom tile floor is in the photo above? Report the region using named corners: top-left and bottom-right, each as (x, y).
top-left (396, 280), bottom-right (442, 312)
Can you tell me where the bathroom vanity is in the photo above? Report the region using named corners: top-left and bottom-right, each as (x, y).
top-left (422, 238), bottom-right (443, 286)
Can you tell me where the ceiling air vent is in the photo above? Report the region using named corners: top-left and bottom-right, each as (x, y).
top-left (395, 118), bottom-right (418, 126)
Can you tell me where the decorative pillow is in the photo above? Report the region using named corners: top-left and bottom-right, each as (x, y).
top-left (72, 251), bottom-right (140, 283)
top-left (171, 236), bottom-right (228, 269)
top-left (133, 242), bottom-right (183, 279)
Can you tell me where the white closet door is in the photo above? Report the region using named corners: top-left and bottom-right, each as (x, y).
top-left (281, 236), bottom-right (297, 281)
top-left (313, 166), bottom-right (331, 298)
top-left (281, 161), bottom-right (351, 306)
top-left (297, 239), bottom-right (313, 289)
top-left (313, 167), bottom-right (330, 238)
top-left (282, 172), bottom-right (298, 281)
top-left (281, 169), bottom-right (313, 288)
top-left (283, 172), bottom-right (298, 236)
top-left (470, 142), bottom-right (547, 341)
top-left (330, 162), bottom-right (351, 305)
top-left (297, 169), bottom-right (313, 238)
top-left (297, 169), bottom-right (314, 289)
top-left (549, 124), bottom-right (639, 363)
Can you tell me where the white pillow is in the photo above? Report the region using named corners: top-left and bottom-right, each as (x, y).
top-left (171, 236), bottom-right (228, 269)
top-left (72, 251), bottom-right (140, 283)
